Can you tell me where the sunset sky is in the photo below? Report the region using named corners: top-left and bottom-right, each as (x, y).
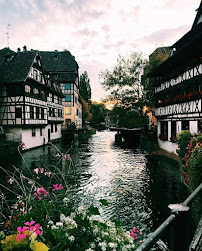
top-left (0, 0), bottom-right (200, 101)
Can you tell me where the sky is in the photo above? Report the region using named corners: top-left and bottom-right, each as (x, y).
top-left (0, 0), bottom-right (200, 101)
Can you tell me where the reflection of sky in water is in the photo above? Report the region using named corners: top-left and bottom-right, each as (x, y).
top-left (72, 131), bottom-right (182, 233)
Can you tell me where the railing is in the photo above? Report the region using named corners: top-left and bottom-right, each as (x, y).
top-left (137, 183), bottom-right (202, 251)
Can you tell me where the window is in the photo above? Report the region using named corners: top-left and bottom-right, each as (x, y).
top-left (198, 120), bottom-right (202, 132)
top-left (171, 121), bottom-right (176, 137)
top-left (52, 109), bottom-right (55, 117)
top-left (160, 121), bottom-right (168, 140)
top-left (25, 85), bottom-right (31, 93)
top-left (32, 128), bottom-right (36, 137)
top-left (75, 96), bottom-right (78, 104)
top-left (76, 108), bottom-right (79, 116)
top-left (51, 124), bottom-right (53, 133)
top-left (65, 107), bottom-right (71, 115)
top-left (49, 108), bottom-right (52, 116)
top-left (65, 95), bottom-right (71, 102)
top-left (33, 88), bottom-right (39, 95)
top-left (41, 108), bottom-right (44, 119)
top-left (55, 124), bottom-right (57, 132)
top-left (34, 69), bottom-right (38, 80)
top-left (182, 121), bottom-right (189, 130)
top-left (40, 128), bottom-right (43, 136)
top-left (52, 95), bottom-right (54, 103)
top-left (41, 91), bottom-right (45, 99)
top-left (65, 83), bottom-right (71, 90)
top-left (36, 107), bottom-right (39, 119)
top-left (30, 106), bottom-right (34, 119)
top-left (40, 73), bottom-right (43, 82)
top-left (15, 107), bottom-right (22, 118)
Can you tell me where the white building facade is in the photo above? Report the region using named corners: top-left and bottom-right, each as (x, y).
top-left (149, 4), bottom-right (202, 154)
top-left (0, 48), bottom-right (64, 149)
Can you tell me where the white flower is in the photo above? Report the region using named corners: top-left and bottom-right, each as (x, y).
top-left (70, 212), bottom-right (76, 219)
top-left (60, 214), bottom-right (66, 222)
top-left (68, 235), bottom-right (75, 242)
top-left (90, 243), bottom-right (96, 248)
top-left (56, 222), bottom-right (63, 228)
top-left (98, 241), bottom-right (107, 251)
top-left (51, 225), bottom-right (58, 230)
top-left (108, 242), bottom-right (117, 248)
top-left (93, 226), bottom-right (99, 234)
top-left (85, 249), bottom-right (94, 251)
top-left (48, 220), bottom-right (54, 226)
top-left (60, 214), bottom-right (77, 229)
top-left (63, 197), bottom-right (69, 203)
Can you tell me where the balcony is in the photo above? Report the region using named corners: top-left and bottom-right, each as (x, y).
top-left (155, 98), bottom-right (201, 117)
top-left (155, 64), bottom-right (202, 93)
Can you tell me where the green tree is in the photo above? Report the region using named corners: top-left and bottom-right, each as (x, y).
top-left (110, 105), bottom-right (147, 129)
top-left (80, 71), bottom-right (91, 102)
top-left (100, 51), bottom-right (147, 106)
top-left (141, 47), bottom-right (171, 107)
top-left (81, 97), bottom-right (92, 124)
top-left (90, 102), bottom-right (106, 130)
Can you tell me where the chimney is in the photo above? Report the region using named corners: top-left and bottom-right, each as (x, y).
top-left (23, 45), bottom-right (27, 52)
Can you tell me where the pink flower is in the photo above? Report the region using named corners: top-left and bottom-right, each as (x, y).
top-left (52, 184), bottom-right (63, 191)
top-left (25, 221), bottom-right (35, 231)
top-left (130, 226), bottom-right (141, 240)
top-left (44, 171), bottom-right (52, 177)
top-left (34, 223), bottom-right (41, 235)
top-left (34, 187), bottom-right (48, 200)
top-left (16, 226), bottom-right (28, 241)
top-left (7, 178), bottom-right (14, 184)
top-left (39, 168), bottom-right (44, 174)
top-left (130, 230), bottom-right (138, 239)
top-left (34, 168), bottom-right (39, 175)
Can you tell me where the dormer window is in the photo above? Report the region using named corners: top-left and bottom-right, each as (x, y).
top-left (5, 55), bottom-right (14, 62)
top-left (34, 69), bottom-right (38, 80)
top-left (54, 55), bottom-right (58, 60)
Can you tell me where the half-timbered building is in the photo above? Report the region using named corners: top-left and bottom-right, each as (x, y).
top-left (148, 2), bottom-right (202, 154)
top-left (0, 48), bottom-right (64, 149)
top-left (40, 50), bottom-right (83, 129)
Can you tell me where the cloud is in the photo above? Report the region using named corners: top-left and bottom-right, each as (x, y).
top-left (133, 25), bottom-right (191, 54)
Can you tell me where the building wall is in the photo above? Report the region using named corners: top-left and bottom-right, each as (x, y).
top-left (4, 124), bottom-right (62, 150)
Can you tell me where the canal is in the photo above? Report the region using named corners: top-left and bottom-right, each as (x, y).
top-left (0, 130), bottom-right (188, 248)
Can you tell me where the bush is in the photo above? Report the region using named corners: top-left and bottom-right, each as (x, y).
top-left (177, 130), bottom-right (192, 159)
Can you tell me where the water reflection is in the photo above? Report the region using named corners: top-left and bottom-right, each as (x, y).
top-left (0, 131), bottom-right (185, 236)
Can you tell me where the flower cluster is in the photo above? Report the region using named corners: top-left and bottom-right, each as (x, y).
top-left (130, 226), bottom-right (141, 240)
top-left (34, 188), bottom-right (48, 200)
top-left (52, 184), bottom-right (63, 191)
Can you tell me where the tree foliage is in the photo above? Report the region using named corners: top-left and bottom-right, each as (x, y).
top-left (79, 71), bottom-right (91, 102)
top-left (110, 105), bottom-right (148, 129)
top-left (81, 97), bottom-right (92, 123)
top-left (141, 47), bottom-right (171, 107)
top-left (100, 51), bottom-right (147, 106)
top-left (90, 102), bottom-right (106, 130)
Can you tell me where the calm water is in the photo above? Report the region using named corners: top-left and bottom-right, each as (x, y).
top-left (0, 131), bottom-right (187, 245)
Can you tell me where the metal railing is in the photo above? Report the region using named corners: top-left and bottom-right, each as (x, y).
top-left (137, 183), bottom-right (202, 251)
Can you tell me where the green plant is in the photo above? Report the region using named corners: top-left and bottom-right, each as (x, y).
top-left (0, 143), bottom-right (142, 250)
top-left (177, 130), bottom-right (192, 158)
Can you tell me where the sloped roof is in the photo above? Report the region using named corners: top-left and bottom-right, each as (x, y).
top-left (192, 1), bottom-right (202, 29)
top-left (50, 72), bottom-right (77, 82)
top-left (0, 47), bottom-right (15, 65)
top-left (40, 50), bottom-right (78, 73)
top-left (0, 49), bottom-right (37, 83)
